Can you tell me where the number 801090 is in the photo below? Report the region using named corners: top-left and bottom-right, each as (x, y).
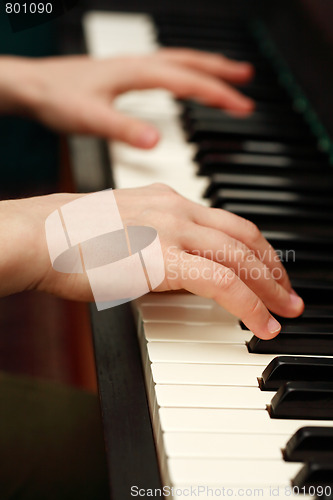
top-left (6, 3), bottom-right (53, 14)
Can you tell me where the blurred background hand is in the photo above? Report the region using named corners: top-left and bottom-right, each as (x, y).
top-left (0, 50), bottom-right (254, 148)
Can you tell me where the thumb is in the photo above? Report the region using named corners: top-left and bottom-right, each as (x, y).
top-left (79, 100), bottom-right (160, 148)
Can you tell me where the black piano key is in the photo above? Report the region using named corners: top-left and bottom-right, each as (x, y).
top-left (189, 120), bottom-right (312, 142)
top-left (156, 24), bottom-right (255, 43)
top-left (235, 83), bottom-right (290, 102)
top-left (184, 107), bottom-right (303, 126)
top-left (291, 281), bottom-right (333, 305)
top-left (247, 331), bottom-right (333, 356)
top-left (211, 188), bottom-right (333, 210)
top-left (269, 382), bottom-right (333, 420)
top-left (195, 139), bottom-right (325, 161)
top-left (259, 357), bottom-right (333, 391)
top-left (157, 25), bottom-right (251, 39)
top-left (159, 36), bottom-right (260, 56)
top-left (284, 427), bottom-right (333, 462)
top-left (197, 153), bottom-right (325, 176)
top-left (262, 232), bottom-right (333, 253)
top-left (292, 278), bottom-right (333, 288)
top-left (164, 41), bottom-right (271, 63)
top-left (301, 308), bottom-right (333, 319)
top-left (159, 37), bottom-right (270, 61)
top-left (259, 235), bottom-right (333, 271)
top-left (184, 99), bottom-right (297, 117)
top-left (248, 316), bottom-right (333, 333)
top-left (186, 85), bottom-right (290, 110)
top-left (222, 203), bottom-right (333, 225)
top-left (204, 173), bottom-right (333, 198)
top-left (292, 462), bottom-right (333, 489)
top-left (255, 223), bottom-right (333, 240)
top-left (154, 14), bottom-right (249, 32)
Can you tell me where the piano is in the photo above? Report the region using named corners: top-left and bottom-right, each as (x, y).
top-left (82, 2), bottom-right (333, 498)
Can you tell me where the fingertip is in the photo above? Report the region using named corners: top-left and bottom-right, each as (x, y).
top-left (136, 127), bottom-right (160, 149)
top-left (243, 315), bottom-right (281, 341)
top-left (285, 291), bottom-right (305, 317)
top-left (266, 316), bottom-right (281, 339)
top-left (224, 95), bottom-right (255, 114)
top-left (224, 61), bottom-right (255, 83)
top-left (240, 62), bottom-right (255, 78)
top-left (239, 96), bottom-right (255, 112)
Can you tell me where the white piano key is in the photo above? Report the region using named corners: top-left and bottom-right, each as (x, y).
top-left (111, 145), bottom-right (207, 203)
top-left (164, 432), bottom-right (288, 459)
top-left (168, 458), bottom-right (301, 486)
top-left (114, 89), bottom-right (180, 116)
top-left (159, 407), bottom-right (333, 434)
top-left (151, 362), bottom-right (259, 386)
top-left (140, 304), bottom-right (240, 325)
top-left (83, 12), bottom-right (157, 57)
top-left (108, 102), bottom-right (207, 203)
top-left (143, 322), bottom-right (249, 343)
top-left (155, 384), bottom-right (269, 409)
top-left (134, 291), bottom-right (217, 309)
top-left (147, 342), bottom-right (272, 365)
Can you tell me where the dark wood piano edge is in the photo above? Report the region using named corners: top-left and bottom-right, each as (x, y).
top-left (89, 304), bottom-right (163, 499)
top-left (69, 135), bottom-right (163, 499)
top-left (67, 135), bottom-right (162, 499)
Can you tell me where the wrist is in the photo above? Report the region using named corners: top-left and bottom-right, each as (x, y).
top-left (0, 199), bottom-right (45, 296)
top-left (0, 56), bottom-right (43, 116)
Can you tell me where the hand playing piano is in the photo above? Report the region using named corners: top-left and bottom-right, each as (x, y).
top-left (0, 50), bottom-right (254, 148)
top-left (0, 185), bottom-right (304, 340)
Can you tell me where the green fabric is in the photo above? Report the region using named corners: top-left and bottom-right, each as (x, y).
top-left (0, 10), bottom-right (57, 57)
top-left (0, 372), bottom-right (109, 500)
top-left (0, 11), bottom-right (59, 191)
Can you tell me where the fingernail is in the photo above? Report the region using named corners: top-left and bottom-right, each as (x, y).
top-left (289, 291), bottom-right (304, 309)
top-left (267, 316), bottom-right (281, 335)
top-left (138, 128), bottom-right (159, 148)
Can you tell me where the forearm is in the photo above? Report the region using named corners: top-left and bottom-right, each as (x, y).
top-left (0, 199), bottom-right (44, 296)
top-left (0, 194), bottom-right (90, 300)
top-left (0, 56), bottom-right (41, 116)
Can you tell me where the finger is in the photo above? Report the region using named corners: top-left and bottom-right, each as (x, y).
top-left (156, 48), bottom-right (254, 84)
top-left (181, 223), bottom-right (304, 318)
top-left (76, 100), bottom-right (160, 148)
top-left (164, 247), bottom-right (281, 340)
top-left (114, 61), bottom-right (254, 112)
top-left (190, 204), bottom-right (293, 293)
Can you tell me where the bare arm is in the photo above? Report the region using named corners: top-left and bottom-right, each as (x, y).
top-left (0, 185), bottom-right (304, 340)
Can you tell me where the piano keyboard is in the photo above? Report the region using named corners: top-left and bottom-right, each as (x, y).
top-left (84, 11), bottom-right (333, 499)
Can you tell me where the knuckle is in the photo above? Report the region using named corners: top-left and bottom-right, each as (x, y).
top-left (150, 182), bottom-right (176, 193)
top-left (244, 219), bottom-right (261, 246)
top-left (232, 239), bottom-right (253, 263)
top-left (212, 266), bottom-right (236, 291)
